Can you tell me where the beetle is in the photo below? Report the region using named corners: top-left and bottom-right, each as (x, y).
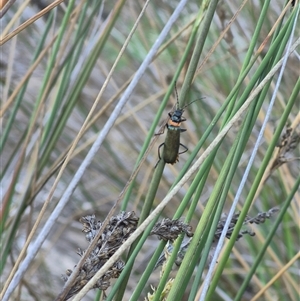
top-left (155, 85), bottom-right (198, 167)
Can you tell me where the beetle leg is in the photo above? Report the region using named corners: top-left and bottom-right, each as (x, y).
top-left (155, 124), bottom-right (167, 136)
top-left (157, 143), bottom-right (164, 159)
top-left (154, 143), bottom-right (165, 168)
top-left (178, 143), bottom-right (188, 154)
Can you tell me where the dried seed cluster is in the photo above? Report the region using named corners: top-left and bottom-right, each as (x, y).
top-left (272, 127), bottom-right (300, 171)
top-left (62, 211), bottom-right (139, 300)
top-left (246, 207), bottom-right (280, 224)
top-left (216, 207), bottom-right (279, 241)
top-left (155, 207), bottom-right (279, 268)
top-left (214, 213), bottom-right (252, 241)
top-left (62, 208), bottom-right (278, 298)
top-left (62, 213), bottom-right (191, 299)
top-left (150, 218), bottom-right (193, 241)
top-left (155, 239), bottom-right (191, 269)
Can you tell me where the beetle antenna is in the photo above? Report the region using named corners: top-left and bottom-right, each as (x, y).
top-left (183, 97), bottom-right (204, 109)
top-left (174, 81), bottom-right (179, 108)
top-left (173, 81), bottom-right (204, 109)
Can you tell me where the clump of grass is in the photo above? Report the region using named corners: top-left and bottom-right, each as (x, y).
top-left (1, 1), bottom-right (299, 301)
